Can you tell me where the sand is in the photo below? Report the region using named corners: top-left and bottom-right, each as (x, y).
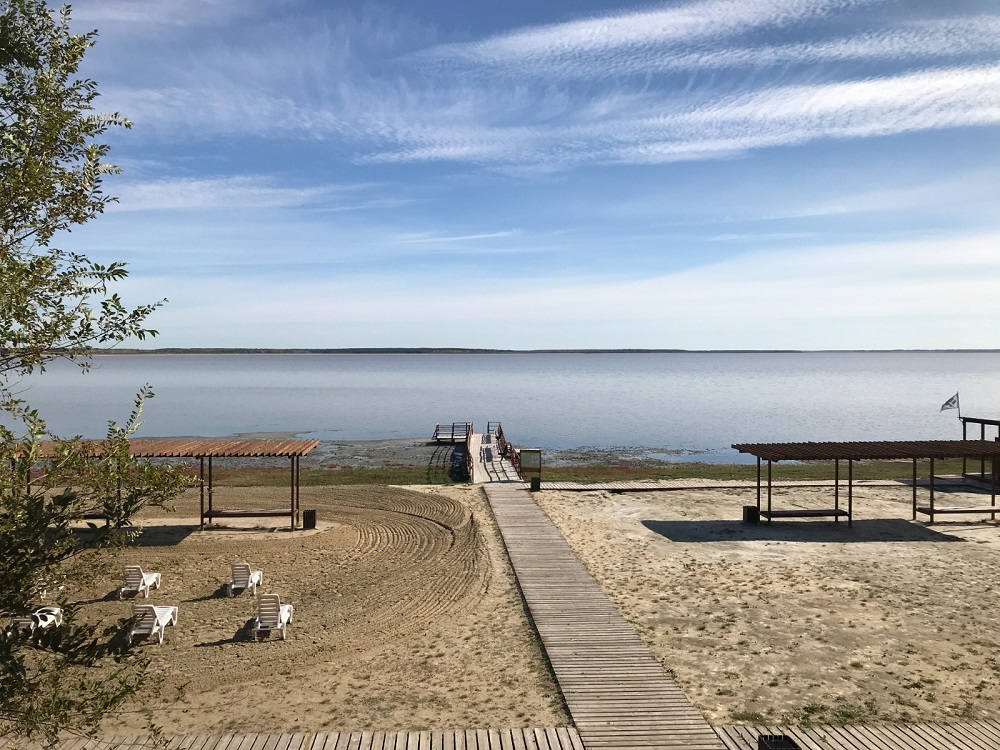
top-left (58, 449), bottom-right (1000, 734)
top-left (534, 483), bottom-right (1000, 726)
top-left (66, 484), bottom-right (568, 734)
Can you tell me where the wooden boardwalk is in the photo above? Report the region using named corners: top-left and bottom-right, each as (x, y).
top-left (484, 483), bottom-right (724, 750)
top-left (716, 721), bottom-right (1000, 749)
top-left (13, 728), bottom-right (583, 750)
top-left (469, 432), bottom-right (521, 484)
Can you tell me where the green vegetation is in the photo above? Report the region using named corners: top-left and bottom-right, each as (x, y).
top-left (1, 1), bottom-right (186, 742)
top-left (191, 458), bottom-right (972, 488)
top-left (196, 464), bottom-right (462, 487)
top-left (540, 458), bottom-right (968, 484)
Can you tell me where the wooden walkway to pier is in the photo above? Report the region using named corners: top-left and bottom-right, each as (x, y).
top-left (469, 432), bottom-right (521, 484)
top-left (13, 728), bottom-right (584, 750)
top-left (484, 482), bottom-right (724, 750)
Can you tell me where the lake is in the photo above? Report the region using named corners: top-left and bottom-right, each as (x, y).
top-left (7, 351), bottom-right (997, 463)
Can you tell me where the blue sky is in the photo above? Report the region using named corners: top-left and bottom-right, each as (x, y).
top-left (65, 0), bottom-right (1000, 349)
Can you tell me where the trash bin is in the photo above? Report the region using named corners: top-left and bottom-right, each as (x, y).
top-left (302, 509), bottom-right (316, 530)
top-left (530, 477), bottom-right (541, 491)
top-left (743, 505), bottom-right (759, 524)
top-left (758, 735), bottom-right (800, 750)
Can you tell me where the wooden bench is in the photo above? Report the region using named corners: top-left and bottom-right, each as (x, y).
top-left (203, 509), bottom-right (293, 519)
top-left (916, 504), bottom-right (998, 524)
top-left (761, 508), bottom-right (851, 521)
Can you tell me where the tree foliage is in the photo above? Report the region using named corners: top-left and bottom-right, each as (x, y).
top-left (1, 0), bottom-right (161, 383)
top-left (1, 1), bottom-right (187, 742)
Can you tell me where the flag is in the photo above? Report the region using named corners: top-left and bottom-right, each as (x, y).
top-left (940, 392), bottom-right (959, 412)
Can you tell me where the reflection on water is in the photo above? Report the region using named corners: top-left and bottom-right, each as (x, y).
top-left (10, 351), bottom-right (998, 463)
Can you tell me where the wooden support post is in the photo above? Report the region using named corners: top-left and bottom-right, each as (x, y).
top-left (756, 457), bottom-right (761, 513)
top-left (993, 438), bottom-right (998, 521)
top-left (911, 458), bottom-right (917, 521)
top-left (962, 419), bottom-right (967, 476)
top-left (208, 456), bottom-right (214, 520)
top-left (834, 459), bottom-right (840, 523)
top-left (848, 459), bottom-right (853, 528)
top-left (289, 455), bottom-right (295, 531)
top-left (981, 423), bottom-right (986, 478)
top-left (199, 457), bottom-right (205, 530)
top-left (767, 459), bottom-right (772, 525)
top-left (929, 457), bottom-right (935, 524)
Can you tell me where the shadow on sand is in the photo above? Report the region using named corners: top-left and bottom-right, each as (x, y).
top-left (641, 517), bottom-right (962, 544)
top-left (195, 618), bottom-right (258, 647)
top-left (130, 524), bottom-right (200, 547)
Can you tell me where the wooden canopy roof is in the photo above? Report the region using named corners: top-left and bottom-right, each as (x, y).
top-left (36, 438), bottom-right (319, 459)
top-left (732, 440), bottom-right (1000, 462)
top-left (125, 438), bottom-right (319, 458)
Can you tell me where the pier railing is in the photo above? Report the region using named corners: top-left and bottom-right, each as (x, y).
top-left (465, 425), bottom-right (474, 479)
top-left (494, 424), bottom-right (511, 460)
top-left (433, 421), bottom-right (472, 443)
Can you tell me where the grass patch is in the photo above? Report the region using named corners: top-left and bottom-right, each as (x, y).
top-left (181, 465), bottom-right (461, 487)
top-left (541, 459), bottom-right (968, 484)
top-left (180, 458), bottom-right (970, 487)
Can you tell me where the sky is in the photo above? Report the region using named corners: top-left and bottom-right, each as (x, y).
top-left (62, 0), bottom-right (1000, 350)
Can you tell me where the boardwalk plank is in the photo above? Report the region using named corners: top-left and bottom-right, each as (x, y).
top-left (483, 482), bottom-right (724, 750)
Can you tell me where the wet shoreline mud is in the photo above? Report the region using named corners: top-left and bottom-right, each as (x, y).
top-left (153, 436), bottom-right (720, 470)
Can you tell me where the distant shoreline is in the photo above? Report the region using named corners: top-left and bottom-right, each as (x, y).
top-left (93, 347), bottom-right (1000, 355)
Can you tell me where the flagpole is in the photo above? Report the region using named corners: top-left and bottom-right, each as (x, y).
top-left (957, 392), bottom-right (961, 420)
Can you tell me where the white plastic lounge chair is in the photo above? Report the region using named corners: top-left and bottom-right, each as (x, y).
top-left (252, 594), bottom-right (293, 641)
top-left (119, 565), bottom-right (161, 599)
top-left (228, 562), bottom-right (263, 596)
top-left (6, 606), bottom-right (63, 635)
top-left (128, 604), bottom-right (178, 645)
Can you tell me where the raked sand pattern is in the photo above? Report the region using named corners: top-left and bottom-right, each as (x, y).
top-left (69, 484), bottom-right (568, 734)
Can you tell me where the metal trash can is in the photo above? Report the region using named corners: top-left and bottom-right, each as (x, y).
top-left (758, 735), bottom-right (800, 750)
top-left (743, 505), bottom-right (759, 524)
top-left (530, 477), bottom-right (541, 491)
top-left (302, 509), bottom-right (316, 530)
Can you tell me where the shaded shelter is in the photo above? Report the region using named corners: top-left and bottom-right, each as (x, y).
top-left (960, 417), bottom-right (1000, 479)
top-left (732, 440), bottom-right (1000, 525)
top-left (38, 438), bottom-right (319, 530)
top-left (127, 439), bottom-right (319, 530)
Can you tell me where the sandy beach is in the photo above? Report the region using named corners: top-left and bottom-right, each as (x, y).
top-left (535, 483), bottom-right (1000, 726)
top-left (68, 483), bottom-right (567, 734)
top-left (53, 437), bottom-right (1000, 734)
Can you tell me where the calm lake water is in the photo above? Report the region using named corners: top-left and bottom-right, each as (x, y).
top-left (7, 352), bottom-right (998, 463)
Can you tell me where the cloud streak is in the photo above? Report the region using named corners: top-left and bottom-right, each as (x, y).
top-left (109, 176), bottom-right (373, 212)
top-left (426, 0), bottom-right (875, 66)
top-left (90, 0), bottom-right (1000, 176)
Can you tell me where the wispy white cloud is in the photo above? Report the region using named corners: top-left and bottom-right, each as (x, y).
top-left (423, 16), bottom-right (1000, 79)
top-left (359, 64), bottom-right (1000, 168)
top-left (618, 65), bottom-right (1000, 163)
top-left (392, 230), bottom-right (521, 244)
top-left (109, 176), bottom-right (368, 212)
top-left (91, 0), bottom-right (1000, 174)
top-left (73, 0), bottom-right (271, 27)
top-left (425, 0), bottom-right (874, 66)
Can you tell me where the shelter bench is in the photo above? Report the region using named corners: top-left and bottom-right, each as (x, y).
top-left (203, 509), bottom-right (293, 519)
top-left (761, 508), bottom-right (851, 521)
top-left (916, 503), bottom-right (998, 524)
